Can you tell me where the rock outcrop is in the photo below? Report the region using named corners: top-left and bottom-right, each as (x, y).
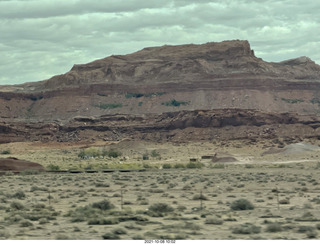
top-left (0, 40), bottom-right (320, 143)
top-left (0, 109), bottom-right (320, 144)
top-left (0, 157), bottom-right (45, 172)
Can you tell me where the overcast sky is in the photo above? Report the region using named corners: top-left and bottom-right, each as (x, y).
top-left (0, 0), bottom-right (319, 85)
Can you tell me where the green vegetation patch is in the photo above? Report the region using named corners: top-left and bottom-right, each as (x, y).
top-left (125, 92), bottom-right (165, 98)
top-left (0, 149), bottom-right (11, 155)
top-left (186, 161), bottom-right (204, 169)
top-left (147, 203), bottom-right (174, 217)
top-left (231, 223), bottom-right (261, 234)
top-left (281, 98), bottom-right (304, 104)
top-left (162, 99), bottom-right (190, 107)
top-left (78, 147), bottom-right (122, 159)
top-left (65, 200), bottom-right (115, 223)
top-left (29, 95), bottom-right (44, 101)
top-left (47, 164), bottom-right (61, 171)
top-left (310, 98), bottom-right (320, 105)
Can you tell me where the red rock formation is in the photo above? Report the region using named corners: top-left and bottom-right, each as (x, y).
top-left (0, 157), bottom-right (45, 172)
top-left (0, 40), bottom-right (320, 143)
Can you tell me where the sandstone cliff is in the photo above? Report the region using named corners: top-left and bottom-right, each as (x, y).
top-left (1, 40), bottom-right (320, 143)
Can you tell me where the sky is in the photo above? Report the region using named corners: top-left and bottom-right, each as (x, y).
top-left (0, 0), bottom-right (319, 85)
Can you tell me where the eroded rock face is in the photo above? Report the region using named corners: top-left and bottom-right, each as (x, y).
top-left (0, 40), bottom-right (319, 123)
top-left (0, 40), bottom-right (320, 143)
top-left (0, 157), bottom-right (45, 172)
top-left (0, 109), bottom-right (320, 144)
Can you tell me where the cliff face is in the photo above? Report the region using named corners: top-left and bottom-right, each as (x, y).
top-left (1, 40), bottom-right (320, 123)
top-left (33, 40), bottom-right (320, 90)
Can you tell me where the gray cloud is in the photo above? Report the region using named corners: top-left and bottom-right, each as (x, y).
top-left (0, 0), bottom-right (319, 85)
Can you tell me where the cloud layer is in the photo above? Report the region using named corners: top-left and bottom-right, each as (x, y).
top-left (1, 0), bottom-right (319, 84)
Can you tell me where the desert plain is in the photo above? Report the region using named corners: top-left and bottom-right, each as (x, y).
top-left (0, 138), bottom-right (320, 240)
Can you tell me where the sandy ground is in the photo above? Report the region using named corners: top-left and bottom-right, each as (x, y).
top-left (1, 138), bottom-right (320, 169)
top-left (0, 139), bottom-right (320, 240)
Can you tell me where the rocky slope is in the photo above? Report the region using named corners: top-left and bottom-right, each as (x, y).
top-left (1, 40), bottom-right (320, 143)
top-left (1, 40), bottom-right (320, 122)
top-left (1, 109), bottom-right (320, 144)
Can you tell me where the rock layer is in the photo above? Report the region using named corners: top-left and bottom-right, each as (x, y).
top-left (0, 40), bottom-right (320, 143)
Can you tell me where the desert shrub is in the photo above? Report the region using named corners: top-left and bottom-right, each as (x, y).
top-left (183, 222), bottom-right (201, 230)
top-left (0, 150), bottom-right (10, 155)
top-left (174, 163), bottom-right (186, 169)
top-left (95, 182), bottom-right (110, 188)
top-left (78, 148), bottom-right (121, 159)
top-left (162, 99), bottom-right (189, 107)
top-left (47, 164), bottom-right (60, 171)
top-left (211, 163), bottom-right (225, 169)
top-left (20, 170), bottom-right (40, 175)
top-left (186, 161), bottom-right (204, 169)
top-left (177, 205), bottom-right (187, 212)
top-left (148, 203), bottom-right (174, 214)
top-left (230, 199), bottom-right (254, 211)
top-left (112, 228), bottom-right (127, 235)
top-left (297, 225), bottom-right (315, 233)
top-left (307, 229), bottom-right (317, 239)
top-left (20, 220), bottom-right (33, 227)
top-left (10, 201), bottom-right (25, 210)
top-left (151, 150), bottom-right (160, 158)
top-left (125, 93), bottom-right (144, 98)
top-left (265, 222), bottom-right (283, 232)
top-left (65, 205), bottom-right (100, 222)
top-left (245, 164), bottom-right (254, 168)
top-left (21, 207), bottom-right (59, 221)
top-left (11, 190), bottom-right (26, 199)
top-left (39, 218), bottom-right (49, 224)
top-left (92, 199), bottom-right (115, 211)
top-left (148, 189), bottom-right (164, 193)
top-left (105, 149), bottom-right (122, 158)
top-left (125, 92), bottom-right (165, 99)
top-left (205, 217), bottom-right (224, 225)
top-left (102, 232), bottom-right (120, 240)
top-left (142, 154), bottom-right (149, 160)
top-left (56, 234), bottom-right (71, 240)
top-left (231, 223), bottom-right (261, 234)
top-left (143, 163), bottom-right (155, 169)
top-left (279, 199), bottom-right (290, 204)
top-left (4, 214), bottom-right (24, 224)
top-left (79, 147), bottom-right (100, 158)
top-left (192, 194), bottom-right (208, 200)
top-left (138, 200), bottom-right (149, 205)
top-left (281, 98), bottom-right (304, 104)
top-left (88, 218), bottom-right (119, 225)
top-left (77, 150), bottom-right (86, 159)
top-left (162, 164), bottom-right (171, 169)
top-left (310, 98), bottom-right (320, 105)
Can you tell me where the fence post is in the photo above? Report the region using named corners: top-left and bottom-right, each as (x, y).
top-left (121, 189), bottom-right (123, 210)
top-left (276, 186), bottom-right (280, 212)
top-left (200, 190), bottom-right (203, 211)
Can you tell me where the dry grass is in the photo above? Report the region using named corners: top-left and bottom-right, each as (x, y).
top-left (0, 139), bottom-right (320, 239)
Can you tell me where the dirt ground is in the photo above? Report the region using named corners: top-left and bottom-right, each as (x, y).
top-left (0, 139), bottom-right (320, 240)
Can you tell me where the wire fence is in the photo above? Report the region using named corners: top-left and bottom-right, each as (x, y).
top-left (14, 182), bottom-right (320, 218)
